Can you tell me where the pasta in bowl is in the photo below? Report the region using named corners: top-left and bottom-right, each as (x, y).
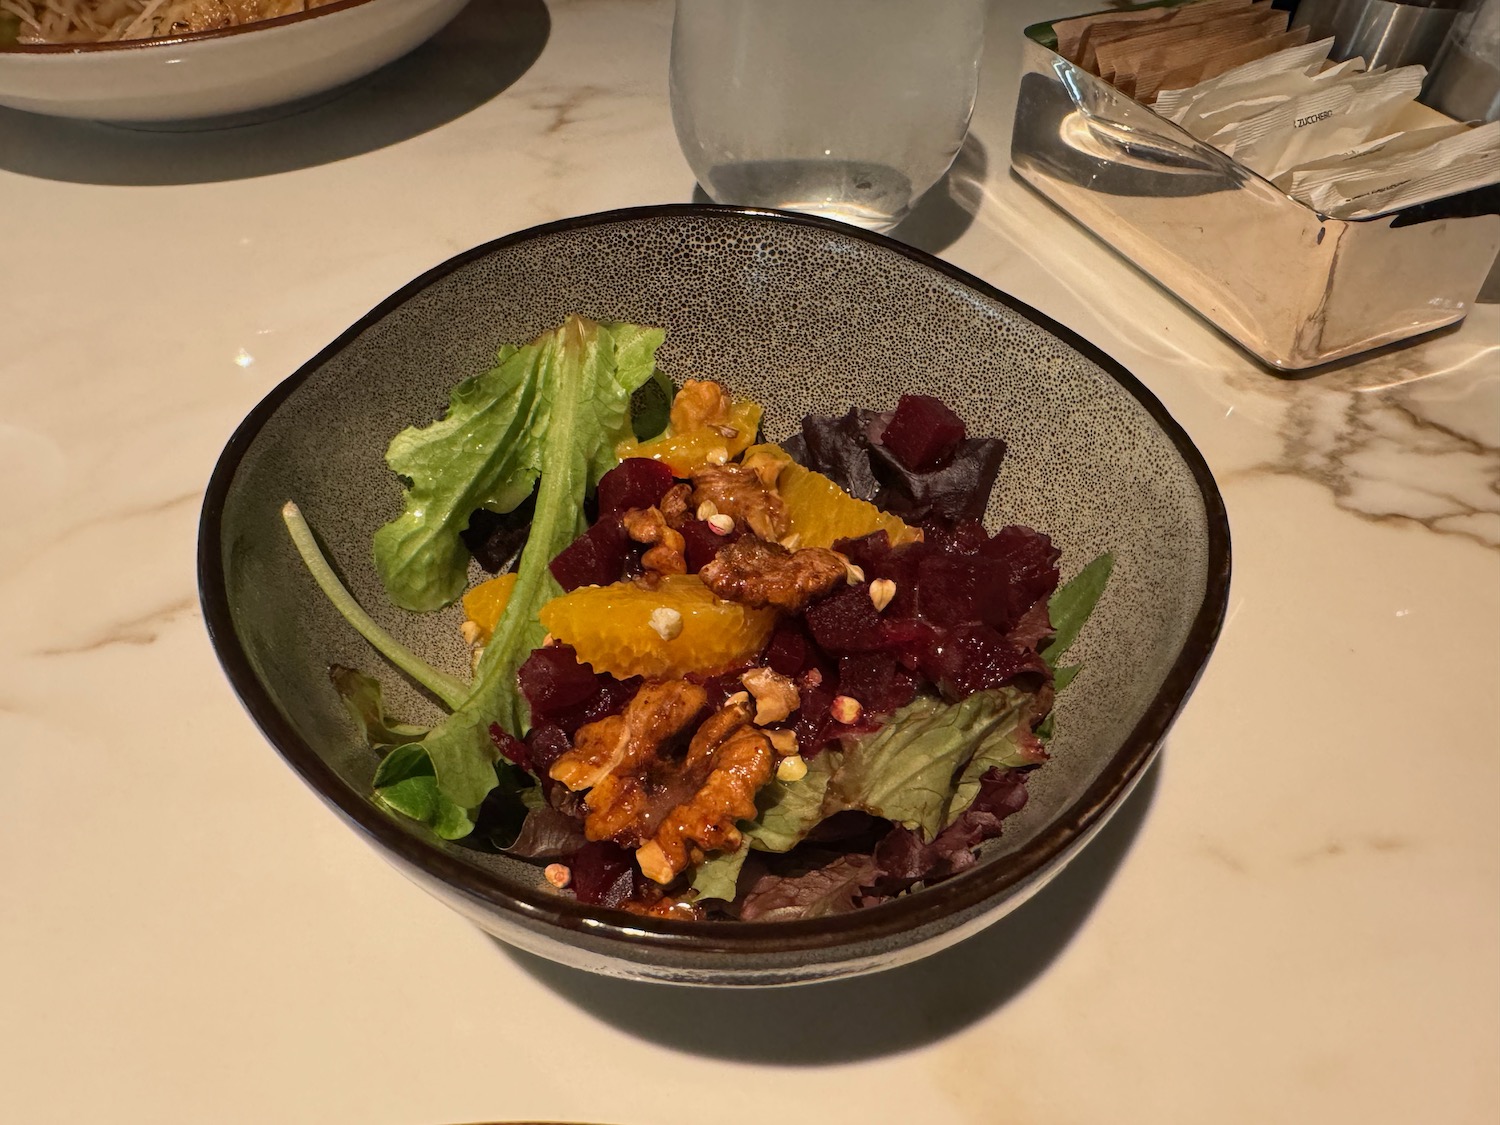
top-left (0, 0), bottom-right (469, 123)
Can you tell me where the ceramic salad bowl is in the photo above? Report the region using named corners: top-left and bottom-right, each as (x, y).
top-left (198, 204), bottom-right (1231, 986)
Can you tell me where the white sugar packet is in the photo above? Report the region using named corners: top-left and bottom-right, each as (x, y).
top-left (1291, 120), bottom-right (1500, 206)
top-left (1271, 123), bottom-right (1474, 191)
top-left (1154, 36), bottom-right (1336, 121)
top-left (1228, 65), bottom-right (1426, 178)
top-left (1307, 151), bottom-right (1500, 218)
top-left (1177, 57), bottom-right (1368, 143)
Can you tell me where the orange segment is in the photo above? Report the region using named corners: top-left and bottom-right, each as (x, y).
top-left (462, 573), bottom-right (518, 642)
top-left (746, 443), bottom-right (922, 550)
top-left (538, 574), bottom-right (776, 679)
top-left (615, 399), bottom-right (762, 476)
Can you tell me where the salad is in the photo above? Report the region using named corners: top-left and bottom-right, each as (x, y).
top-left (284, 315), bottom-right (1111, 922)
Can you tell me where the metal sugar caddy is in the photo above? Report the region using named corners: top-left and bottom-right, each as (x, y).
top-left (1011, 10), bottom-right (1500, 370)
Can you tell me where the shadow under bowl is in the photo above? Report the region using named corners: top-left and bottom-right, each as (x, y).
top-left (198, 204), bottom-right (1231, 986)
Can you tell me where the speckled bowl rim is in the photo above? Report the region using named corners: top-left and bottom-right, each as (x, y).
top-left (0, 0), bottom-right (380, 54)
top-left (198, 203), bottom-right (1232, 957)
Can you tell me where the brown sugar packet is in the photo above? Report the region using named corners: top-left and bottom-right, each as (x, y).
top-left (1093, 4), bottom-right (1285, 88)
top-left (1130, 8), bottom-right (1292, 100)
top-left (1054, 7), bottom-right (1175, 66)
top-left (1148, 24), bottom-right (1311, 101)
top-left (1076, 0), bottom-right (1261, 72)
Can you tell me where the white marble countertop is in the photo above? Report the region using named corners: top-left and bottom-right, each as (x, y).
top-left (3, 2), bottom-right (1497, 1122)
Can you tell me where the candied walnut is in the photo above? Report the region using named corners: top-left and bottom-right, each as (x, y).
top-left (573, 695), bottom-right (765, 861)
top-left (691, 463), bottom-right (789, 541)
top-left (636, 712), bottom-right (774, 884)
top-left (669, 379), bottom-right (734, 432)
top-left (699, 537), bottom-right (848, 613)
top-left (622, 505), bottom-right (686, 579)
top-left (741, 667), bottom-right (800, 724)
top-left (549, 680), bottom-right (707, 793)
top-left (658, 483), bottom-right (692, 529)
top-left (623, 895), bottom-right (705, 921)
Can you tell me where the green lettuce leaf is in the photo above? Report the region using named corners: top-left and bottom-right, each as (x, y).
top-left (946, 687), bottom-right (1048, 822)
top-left (1042, 552), bottom-right (1114, 668)
top-left (397, 316), bottom-right (662, 814)
top-left (743, 751), bottom-right (839, 852)
top-left (329, 665), bottom-right (429, 748)
top-left (372, 318), bottom-right (664, 612)
top-left (690, 843), bottom-right (749, 903)
top-left (373, 343), bottom-right (543, 612)
top-left (372, 745), bottom-right (475, 839)
top-left (722, 688), bottom-right (1047, 861)
top-left (829, 692), bottom-right (1032, 840)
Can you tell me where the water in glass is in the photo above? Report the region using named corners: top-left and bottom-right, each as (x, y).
top-left (670, 0), bottom-right (986, 232)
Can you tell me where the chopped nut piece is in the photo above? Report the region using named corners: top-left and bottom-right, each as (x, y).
top-left (869, 578), bottom-right (897, 611)
top-left (705, 446), bottom-right (730, 466)
top-left (707, 513), bottom-right (735, 535)
top-left (844, 561), bottom-right (866, 585)
top-left (622, 505), bottom-right (687, 578)
top-left (830, 695), bottom-right (864, 724)
top-left (668, 379), bottom-right (734, 432)
top-left (741, 667), bottom-right (800, 725)
top-left (699, 537), bottom-right (848, 613)
top-left (779, 533), bottom-right (802, 551)
top-left (766, 728), bottom-right (799, 756)
top-left (776, 754), bottom-right (808, 782)
top-left (658, 483), bottom-right (692, 529)
top-left (550, 680), bottom-right (708, 793)
top-left (696, 499), bottom-right (719, 521)
top-left (725, 690), bottom-right (751, 707)
top-left (544, 863), bottom-right (572, 889)
top-left (460, 620), bottom-right (483, 647)
top-left (691, 462), bottom-right (788, 541)
top-left (649, 607), bottom-right (684, 640)
top-left (710, 424), bottom-right (740, 439)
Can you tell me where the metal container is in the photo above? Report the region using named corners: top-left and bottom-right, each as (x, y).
top-left (1425, 0), bottom-right (1500, 122)
top-left (1293, 0), bottom-right (1463, 70)
top-left (1010, 26), bottom-right (1500, 369)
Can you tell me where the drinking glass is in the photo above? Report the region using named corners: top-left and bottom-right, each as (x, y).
top-left (670, 0), bottom-right (986, 232)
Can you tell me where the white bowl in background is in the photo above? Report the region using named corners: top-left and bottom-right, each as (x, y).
top-left (0, 0), bottom-right (470, 125)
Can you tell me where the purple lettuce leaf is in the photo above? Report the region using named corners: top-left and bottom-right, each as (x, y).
top-left (736, 852), bottom-right (881, 922)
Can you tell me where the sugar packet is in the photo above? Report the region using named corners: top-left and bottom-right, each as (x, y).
top-left (1231, 65), bottom-right (1427, 179)
top-left (1153, 36), bottom-right (1336, 122)
top-left (1307, 152), bottom-right (1500, 218)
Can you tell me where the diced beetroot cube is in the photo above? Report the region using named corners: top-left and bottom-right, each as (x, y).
top-left (765, 624), bottom-right (810, 677)
top-left (914, 552), bottom-right (1016, 628)
top-left (877, 394), bottom-right (967, 471)
top-left (596, 458), bottom-right (677, 519)
top-left (689, 665), bottom-right (753, 711)
top-left (680, 518), bottom-right (742, 572)
top-left (793, 678), bottom-right (837, 755)
top-left (518, 644), bottom-right (641, 734)
top-left (925, 519), bottom-right (990, 556)
top-left (919, 624), bottom-right (1047, 699)
top-left (805, 584), bottom-right (885, 653)
top-left (568, 841), bottom-right (636, 908)
top-left (837, 653), bottom-right (918, 715)
top-left (525, 724), bottom-right (572, 773)
top-left (834, 531), bottom-right (899, 578)
top-left (981, 525), bottom-right (1061, 608)
top-left (874, 616), bottom-right (941, 669)
top-left (519, 645), bottom-right (600, 712)
top-left (549, 517), bottom-right (632, 591)
top-left (488, 724), bottom-right (534, 773)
